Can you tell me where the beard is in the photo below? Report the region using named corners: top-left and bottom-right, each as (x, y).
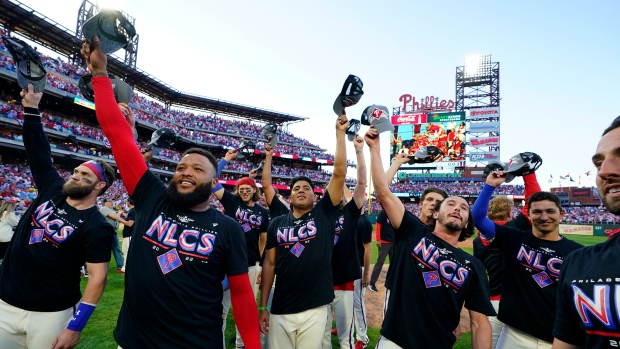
top-left (166, 179), bottom-right (212, 208)
top-left (533, 221), bottom-right (558, 235)
top-left (438, 212), bottom-right (466, 232)
top-left (62, 180), bottom-right (96, 199)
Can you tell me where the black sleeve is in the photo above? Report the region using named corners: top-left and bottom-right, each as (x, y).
top-left (506, 213), bottom-right (532, 231)
top-left (219, 190), bottom-right (238, 217)
top-left (22, 108), bottom-right (62, 188)
top-left (84, 221), bottom-right (116, 263)
top-left (552, 254), bottom-right (586, 346)
top-left (318, 190), bottom-right (340, 219)
top-left (259, 208), bottom-right (270, 233)
top-left (268, 197), bottom-right (289, 218)
top-left (127, 210), bottom-right (136, 221)
top-left (224, 217), bottom-right (249, 276)
top-left (266, 216), bottom-right (283, 250)
top-left (464, 259), bottom-right (497, 316)
top-left (361, 218), bottom-right (372, 244)
top-left (394, 210), bottom-right (424, 241)
top-left (130, 171), bottom-right (167, 209)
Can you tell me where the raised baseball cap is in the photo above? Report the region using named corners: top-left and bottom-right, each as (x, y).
top-left (235, 140), bottom-right (256, 159)
top-left (2, 36), bottom-right (47, 93)
top-left (346, 119), bottom-right (361, 142)
top-left (505, 152), bottom-right (543, 182)
top-left (78, 73), bottom-right (133, 104)
top-left (261, 123), bottom-right (279, 148)
top-left (82, 9), bottom-right (136, 54)
top-left (407, 145), bottom-right (444, 164)
top-left (482, 160), bottom-right (509, 181)
top-left (146, 128), bottom-right (177, 156)
top-left (333, 75), bottom-right (364, 116)
top-left (361, 105), bottom-right (394, 134)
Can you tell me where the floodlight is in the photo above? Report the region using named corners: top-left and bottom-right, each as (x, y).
top-left (464, 54), bottom-right (492, 78)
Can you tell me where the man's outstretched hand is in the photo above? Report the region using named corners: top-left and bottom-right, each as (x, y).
top-left (20, 84), bottom-right (42, 109)
top-left (81, 36), bottom-right (108, 76)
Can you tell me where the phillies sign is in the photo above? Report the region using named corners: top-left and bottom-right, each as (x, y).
top-left (470, 137), bottom-right (499, 147)
top-left (391, 113), bottom-right (427, 125)
top-left (399, 95), bottom-right (455, 113)
top-left (469, 152), bottom-right (500, 161)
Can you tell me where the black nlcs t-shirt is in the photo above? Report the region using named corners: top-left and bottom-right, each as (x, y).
top-left (381, 211), bottom-right (495, 348)
top-left (385, 215), bottom-right (430, 290)
top-left (0, 170), bottom-right (115, 312)
top-left (377, 210), bottom-right (394, 242)
top-left (488, 223), bottom-right (583, 342)
top-left (473, 214), bottom-right (533, 297)
top-left (332, 200), bottom-right (362, 286)
top-left (114, 172), bottom-right (248, 349)
top-left (266, 191), bottom-right (340, 314)
top-left (122, 208), bottom-right (135, 238)
top-left (268, 196), bottom-right (290, 219)
top-left (220, 190), bottom-right (270, 266)
top-left (357, 215), bottom-right (372, 268)
top-left (553, 234), bottom-right (620, 348)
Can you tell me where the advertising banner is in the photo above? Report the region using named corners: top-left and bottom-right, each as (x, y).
top-left (559, 224), bottom-right (593, 235)
top-left (593, 224), bottom-right (620, 237)
top-left (469, 152), bottom-right (500, 161)
top-left (469, 122), bottom-right (500, 133)
top-left (390, 112), bottom-right (468, 163)
top-left (470, 136), bottom-right (500, 147)
top-left (467, 107), bottom-right (500, 120)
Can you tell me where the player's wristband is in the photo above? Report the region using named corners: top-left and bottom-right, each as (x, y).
top-left (258, 306), bottom-right (269, 311)
top-left (67, 302), bottom-right (96, 331)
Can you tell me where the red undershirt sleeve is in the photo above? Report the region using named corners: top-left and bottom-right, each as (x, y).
top-left (375, 223), bottom-right (382, 242)
top-left (521, 172), bottom-right (542, 219)
top-left (228, 274), bottom-right (260, 349)
top-left (92, 76), bottom-right (148, 195)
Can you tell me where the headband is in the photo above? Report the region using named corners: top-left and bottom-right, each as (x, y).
top-left (237, 177), bottom-right (256, 188)
top-left (81, 160), bottom-right (107, 184)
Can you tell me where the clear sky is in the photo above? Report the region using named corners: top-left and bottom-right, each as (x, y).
top-left (16, 0), bottom-right (620, 190)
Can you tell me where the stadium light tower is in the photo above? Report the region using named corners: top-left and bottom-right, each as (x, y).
top-left (456, 54), bottom-right (500, 166)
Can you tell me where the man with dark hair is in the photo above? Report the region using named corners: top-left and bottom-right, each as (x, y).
top-left (120, 198), bottom-right (135, 273)
top-left (213, 150), bottom-right (269, 349)
top-left (81, 36), bottom-right (260, 348)
top-left (0, 84), bottom-right (116, 349)
top-left (552, 116), bottom-right (620, 349)
top-left (473, 173), bottom-right (583, 349)
top-left (473, 171), bottom-right (542, 348)
top-left (365, 125), bottom-right (494, 348)
top-left (259, 115), bottom-right (349, 348)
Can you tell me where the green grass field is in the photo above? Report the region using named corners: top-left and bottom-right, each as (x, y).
top-left (75, 232), bottom-right (608, 348)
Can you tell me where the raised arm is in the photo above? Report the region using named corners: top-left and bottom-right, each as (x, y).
top-left (81, 36), bottom-right (147, 195)
top-left (326, 115), bottom-right (349, 206)
top-left (262, 145), bottom-right (277, 206)
top-left (20, 84), bottom-right (59, 183)
top-left (385, 153), bottom-right (409, 186)
top-left (212, 150), bottom-right (238, 200)
top-left (351, 134), bottom-right (367, 209)
top-left (472, 172), bottom-right (506, 241)
top-left (365, 126), bottom-right (405, 229)
top-left (521, 172), bottom-right (542, 217)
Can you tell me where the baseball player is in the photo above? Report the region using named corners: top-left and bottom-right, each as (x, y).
top-left (323, 134), bottom-right (367, 348)
top-left (552, 116), bottom-right (620, 348)
top-left (472, 171), bottom-right (541, 348)
top-left (353, 207), bottom-right (373, 348)
top-left (473, 173), bottom-right (583, 349)
top-left (81, 36), bottom-right (260, 349)
top-left (259, 115), bottom-right (349, 348)
top-left (0, 84), bottom-right (116, 349)
top-left (213, 151), bottom-right (270, 349)
top-left (365, 125), bottom-right (495, 348)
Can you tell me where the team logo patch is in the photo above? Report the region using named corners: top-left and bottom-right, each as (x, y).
top-left (157, 249), bottom-right (182, 274)
top-left (29, 229), bottom-right (44, 244)
top-left (242, 223), bottom-right (251, 233)
top-left (423, 271), bottom-right (442, 288)
top-left (290, 242), bottom-right (305, 257)
top-left (533, 271), bottom-right (553, 288)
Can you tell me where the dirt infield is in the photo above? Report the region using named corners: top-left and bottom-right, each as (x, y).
top-left (364, 238), bottom-right (476, 332)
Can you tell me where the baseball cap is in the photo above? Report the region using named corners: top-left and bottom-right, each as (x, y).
top-left (82, 9), bottom-right (136, 54)
top-left (407, 146), bottom-right (444, 164)
top-left (346, 119), bottom-right (361, 142)
top-left (333, 75), bottom-right (364, 116)
top-left (146, 128), bottom-right (177, 156)
top-left (505, 152), bottom-right (543, 182)
top-left (482, 160), bottom-right (509, 181)
top-left (2, 36), bottom-right (47, 93)
top-left (261, 123), bottom-right (279, 148)
top-left (361, 105), bottom-right (394, 134)
top-left (235, 140), bottom-right (256, 159)
top-left (78, 73), bottom-right (133, 104)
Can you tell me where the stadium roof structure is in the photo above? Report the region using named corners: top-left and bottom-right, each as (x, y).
top-left (0, 0), bottom-right (307, 124)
